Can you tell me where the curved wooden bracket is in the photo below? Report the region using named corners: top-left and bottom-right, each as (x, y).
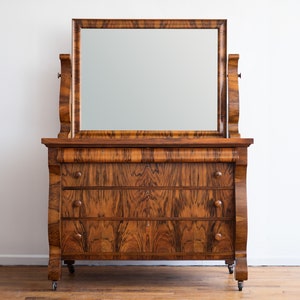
top-left (58, 54), bottom-right (72, 138)
top-left (228, 54), bottom-right (240, 138)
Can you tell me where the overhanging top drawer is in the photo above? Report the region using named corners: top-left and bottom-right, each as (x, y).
top-left (61, 163), bottom-right (234, 188)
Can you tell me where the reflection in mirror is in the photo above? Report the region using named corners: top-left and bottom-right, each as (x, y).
top-left (80, 29), bottom-right (218, 131)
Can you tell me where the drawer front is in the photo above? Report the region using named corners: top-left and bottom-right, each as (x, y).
top-left (62, 189), bottom-right (234, 219)
top-left (61, 163), bottom-right (234, 187)
top-left (61, 220), bottom-right (234, 255)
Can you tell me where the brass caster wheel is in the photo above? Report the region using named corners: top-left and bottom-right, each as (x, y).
top-left (238, 281), bottom-right (243, 291)
top-left (52, 281), bottom-right (57, 291)
top-left (228, 264), bottom-right (234, 274)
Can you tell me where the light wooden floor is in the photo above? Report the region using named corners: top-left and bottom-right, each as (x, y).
top-left (0, 265), bottom-right (299, 299)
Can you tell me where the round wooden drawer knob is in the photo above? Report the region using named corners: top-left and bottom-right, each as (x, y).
top-left (214, 200), bottom-right (223, 207)
top-left (74, 233), bottom-right (82, 240)
top-left (214, 171), bottom-right (222, 178)
top-left (215, 233), bottom-right (223, 241)
top-left (73, 171), bottom-right (82, 179)
top-left (73, 200), bottom-right (82, 207)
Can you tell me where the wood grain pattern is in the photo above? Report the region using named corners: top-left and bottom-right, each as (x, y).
top-left (61, 220), bottom-right (234, 258)
top-left (61, 163), bottom-right (234, 188)
top-left (47, 149), bottom-right (62, 281)
top-left (57, 147), bottom-right (239, 163)
top-left (61, 189), bottom-right (234, 219)
top-left (234, 147), bottom-right (249, 281)
top-left (72, 19), bottom-right (227, 138)
top-left (1, 266), bottom-right (300, 298)
top-left (59, 161), bottom-right (235, 262)
top-left (58, 54), bottom-right (71, 138)
top-left (42, 137), bottom-right (253, 147)
top-left (228, 54), bottom-right (240, 138)
top-left (42, 139), bottom-right (252, 287)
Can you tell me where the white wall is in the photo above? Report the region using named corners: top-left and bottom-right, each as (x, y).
top-left (1, 0), bottom-right (299, 266)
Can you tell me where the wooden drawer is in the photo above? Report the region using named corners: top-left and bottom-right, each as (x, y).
top-left (61, 220), bottom-right (234, 256)
top-left (62, 189), bottom-right (234, 219)
top-left (61, 163), bottom-right (234, 188)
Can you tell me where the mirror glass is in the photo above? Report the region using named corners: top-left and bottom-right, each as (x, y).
top-left (81, 29), bottom-right (217, 130)
top-left (73, 20), bottom-right (227, 137)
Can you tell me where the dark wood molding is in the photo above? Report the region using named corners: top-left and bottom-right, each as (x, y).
top-left (228, 54), bottom-right (240, 138)
top-left (72, 19), bottom-right (227, 138)
top-left (58, 54), bottom-right (72, 138)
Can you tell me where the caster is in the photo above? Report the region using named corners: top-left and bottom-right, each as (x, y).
top-left (67, 264), bottom-right (75, 274)
top-left (52, 281), bottom-right (57, 291)
top-left (228, 264), bottom-right (234, 274)
top-left (238, 281), bottom-right (243, 291)
top-left (64, 260), bottom-right (75, 274)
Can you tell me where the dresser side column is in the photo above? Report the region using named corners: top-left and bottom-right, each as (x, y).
top-left (47, 148), bottom-right (62, 281)
top-left (234, 146), bottom-right (249, 282)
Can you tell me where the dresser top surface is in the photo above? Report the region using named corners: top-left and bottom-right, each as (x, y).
top-left (41, 137), bottom-right (253, 148)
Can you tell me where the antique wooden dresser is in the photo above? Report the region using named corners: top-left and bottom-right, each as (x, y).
top-left (42, 19), bottom-right (253, 291)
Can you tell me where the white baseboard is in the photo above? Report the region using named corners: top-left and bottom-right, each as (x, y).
top-left (248, 257), bottom-right (300, 266)
top-left (0, 255), bottom-right (299, 266)
top-left (0, 255), bottom-right (48, 265)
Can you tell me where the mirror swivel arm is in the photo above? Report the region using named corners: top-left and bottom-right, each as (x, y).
top-left (58, 54), bottom-right (72, 138)
top-left (228, 54), bottom-right (241, 138)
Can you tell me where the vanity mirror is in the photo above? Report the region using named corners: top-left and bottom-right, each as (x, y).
top-left (73, 19), bottom-right (226, 136)
top-left (42, 19), bottom-right (253, 291)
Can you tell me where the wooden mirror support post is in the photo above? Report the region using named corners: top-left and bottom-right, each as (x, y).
top-left (42, 19), bottom-right (253, 292)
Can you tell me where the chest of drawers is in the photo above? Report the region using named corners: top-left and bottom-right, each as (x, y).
top-left (61, 162), bottom-right (234, 259)
top-left (42, 138), bottom-right (252, 290)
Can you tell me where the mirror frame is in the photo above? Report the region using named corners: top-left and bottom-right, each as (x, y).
top-left (72, 19), bottom-right (227, 138)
